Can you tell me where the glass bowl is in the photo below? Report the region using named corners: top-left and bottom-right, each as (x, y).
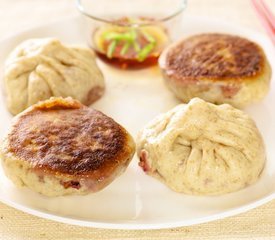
top-left (76, 0), bottom-right (187, 69)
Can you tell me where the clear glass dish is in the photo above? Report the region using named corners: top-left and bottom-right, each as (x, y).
top-left (76, 0), bottom-right (187, 69)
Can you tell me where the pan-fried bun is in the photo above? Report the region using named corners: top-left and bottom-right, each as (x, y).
top-left (159, 33), bottom-right (271, 108)
top-left (0, 97), bottom-right (135, 197)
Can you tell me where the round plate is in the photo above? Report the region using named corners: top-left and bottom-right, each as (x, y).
top-left (0, 15), bottom-right (274, 229)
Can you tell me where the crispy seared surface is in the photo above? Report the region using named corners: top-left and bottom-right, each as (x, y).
top-left (7, 97), bottom-right (134, 178)
top-left (161, 33), bottom-right (266, 82)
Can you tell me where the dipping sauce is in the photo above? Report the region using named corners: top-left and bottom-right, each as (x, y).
top-left (92, 17), bottom-right (170, 69)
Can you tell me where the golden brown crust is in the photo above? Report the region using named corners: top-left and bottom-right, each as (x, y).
top-left (160, 33), bottom-right (266, 83)
top-left (6, 97), bottom-right (135, 179)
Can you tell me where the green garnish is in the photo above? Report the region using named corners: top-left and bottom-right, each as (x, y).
top-left (107, 40), bottom-right (117, 58)
top-left (137, 42), bottom-right (156, 62)
top-left (120, 42), bottom-right (130, 55)
top-left (102, 24), bottom-right (157, 61)
top-left (129, 28), bottom-right (137, 40)
top-left (141, 30), bottom-right (156, 43)
top-left (103, 32), bottom-right (133, 42)
top-left (133, 41), bottom-right (141, 52)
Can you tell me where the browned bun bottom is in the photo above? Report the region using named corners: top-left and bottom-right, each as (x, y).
top-left (0, 97), bottom-right (135, 196)
top-left (159, 33), bottom-right (271, 108)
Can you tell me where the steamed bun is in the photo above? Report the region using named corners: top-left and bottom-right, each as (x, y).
top-left (4, 38), bottom-right (105, 115)
top-left (137, 98), bottom-right (265, 195)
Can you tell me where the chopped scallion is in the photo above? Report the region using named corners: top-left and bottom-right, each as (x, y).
top-left (137, 42), bottom-right (156, 62)
top-left (107, 40), bottom-right (117, 58)
top-left (141, 30), bottom-right (156, 43)
top-left (103, 32), bottom-right (133, 42)
top-left (120, 42), bottom-right (130, 55)
top-left (133, 41), bottom-right (141, 52)
top-left (129, 28), bottom-right (137, 41)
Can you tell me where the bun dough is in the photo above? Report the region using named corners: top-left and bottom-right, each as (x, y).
top-left (159, 33), bottom-right (272, 108)
top-left (137, 98), bottom-right (265, 195)
top-left (0, 97), bottom-right (135, 197)
top-left (4, 38), bottom-right (105, 115)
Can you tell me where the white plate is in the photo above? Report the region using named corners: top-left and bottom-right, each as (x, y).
top-left (0, 15), bottom-right (274, 230)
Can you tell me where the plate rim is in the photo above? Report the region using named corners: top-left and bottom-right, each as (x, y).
top-left (0, 190), bottom-right (274, 229)
top-left (0, 14), bottom-right (274, 230)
